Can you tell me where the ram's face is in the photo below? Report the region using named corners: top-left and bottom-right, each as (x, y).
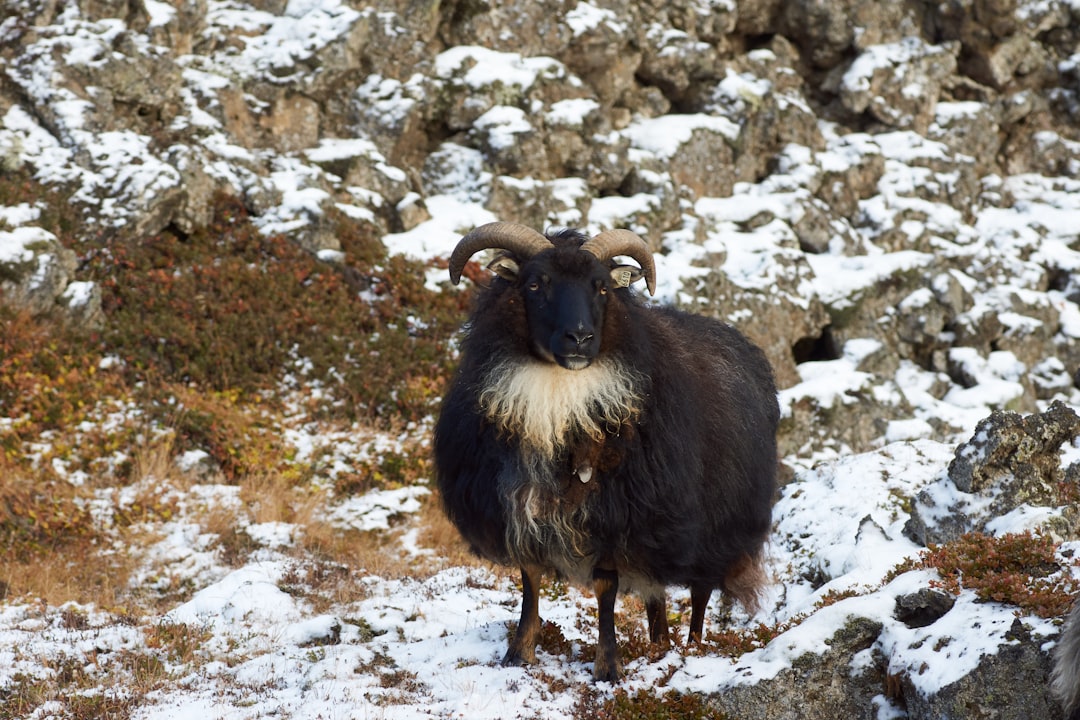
top-left (520, 253), bottom-right (611, 371)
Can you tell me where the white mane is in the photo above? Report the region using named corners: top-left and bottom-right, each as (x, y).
top-left (478, 357), bottom-right (642, 459)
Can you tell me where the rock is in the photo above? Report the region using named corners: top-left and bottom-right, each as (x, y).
top-left (1032, 358), bottom-right (1075, 400)
top-left (623, 114), bottom-right (738, 198)
top-left (59, 280), bottom-right (104, 328)
top-left (905, 401), bottom-right (1080, 545)
top-left (259, 92), bottom-right (321, 154)
top-left (557, 1), bottom-right (638, 106)
top-left (778, 342), bottom-right (912, 456)
top-left (735, 0), bottom-right (782, 35)
top-left (894, 589), bottom-right (956, 629)
top-left (79, 0), bottom-right (150, 32)
top-left (469, 105), bottom-right (548, 177)
top-left (485, 176), bottom-right (591, 230)
top-left (351, 74), bottom-right (433, 170)
top-left (0, 226), bottom-right (79, 316)
top-left (900, 626), bottom-right (1063, 720)
top-left (708, 617), bottom-right (886, 720)
top-left (815, 131), bottom-right (886, 221)
top-left (637, 24), bottom-right (720, 106)
top-left (931, 0), bottom-right (1070, 90)
top-left (952, 288), bottom-right (1060, 371)
top-left (695, 270), bottom-right (830, 391)
top-left (950, 401), bottom-right (1079, 495)
top-left (304, 138), bottom-right (413, 207)
top-left (929, 101), bottom-right (1003, 175)
top-left (441, 0), bottom-right (567, 58)
top-left (838, 39), bottom-right (960, 133)
top-left (703, 40), bottom-right (824, 184)
top-left (895, 287), bottom-right (953, 370)
top-left (433, 46), bottom-right (572, 133)
top-left (420, 142), bottom-right (490, 201)
top-left (1025, 131), bottom-right (1080, 178)
top-left (146, 0), bottom-right (207, 55)
top-left (166, 146), bottom-right (222, 235)
top-left (395, 192), bottom-right (430, 232)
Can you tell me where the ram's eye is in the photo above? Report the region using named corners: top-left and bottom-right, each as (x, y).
top-left (599, 285), bottom-right (608, 295)
top-left (528, 281), bottom-right (541, 292)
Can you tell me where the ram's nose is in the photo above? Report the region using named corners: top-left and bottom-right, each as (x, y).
top-left (565, 329), bottom-right (595, 348)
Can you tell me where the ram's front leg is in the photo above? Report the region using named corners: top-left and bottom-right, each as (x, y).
top-left (503, 564), bottom-right (543, 666)
top-left (592, 566), bottom-right (621, 682)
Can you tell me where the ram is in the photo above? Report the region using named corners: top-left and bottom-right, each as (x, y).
top-left (434, 222), bottom-right (778, 681)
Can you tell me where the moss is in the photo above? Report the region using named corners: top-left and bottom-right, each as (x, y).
top-left (573, 688), bottom-right (721, 720)
top-left (86, 192), bottom-right (467, 427)
top-left (0, 169), bottom-right (86, 243)
top-left (896, 531), bottom-right (1079, 618)
top-left (0, 305), bottom-right (128, 464)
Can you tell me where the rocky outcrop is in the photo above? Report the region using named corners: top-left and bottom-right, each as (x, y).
top-left (907, 401), bottom-right (1080, 545)
top-left (709, 618), bottom-right (887, 720)
top-left (3, 0), bottom-right (1079, 410)
top-left (706, 613), bottom-right (1062, 720)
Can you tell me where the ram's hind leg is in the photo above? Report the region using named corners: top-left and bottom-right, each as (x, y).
top-left (689, 584), bottom-right (713, 642)
top-left (503, 564), bottom-right (543, 667)
top-left (644, 594), bottom-right (670, 645)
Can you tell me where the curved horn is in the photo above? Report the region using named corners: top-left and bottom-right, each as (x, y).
top-left (448, 222), bottom-right (553, 285)
top-left (581, 229), bottom-right (657, 295)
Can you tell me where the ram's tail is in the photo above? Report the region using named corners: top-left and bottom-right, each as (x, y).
top-left (1053, 600), bottom-right (1080, 720)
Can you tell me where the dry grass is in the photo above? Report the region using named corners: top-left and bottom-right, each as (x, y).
top-left (0, 414), bottom-right (503, 611)
top-left (0, 182), bottom-right (476, 718)
top-left (414, 490), bottom-right (495, 571)
top-left (0, 549), bottom-right (137, 609)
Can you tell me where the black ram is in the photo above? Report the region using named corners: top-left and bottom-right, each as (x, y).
top-left (434, 222), bottom-right (779, 682)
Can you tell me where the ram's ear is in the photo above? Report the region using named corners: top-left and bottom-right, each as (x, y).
top-left (610, 264), bottom-right (645, 289)
top-left (487, 252), bottom-right (520, 281)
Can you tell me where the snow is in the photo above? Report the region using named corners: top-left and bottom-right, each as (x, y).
top-left (60, 279), bottom-right (95, 306)
top-left (384, 194), bottom-right (497, 269)
top-left (565, 1), bottom-right (627, 37)
top-left (3, 3), bottom-right (1080, 719)
top-left (0, 225), bottom-right (55, 263)
top-left (434, 46), bottom-right (565, 90)
top-left (324, 486), bottom-right (431, 532)
top-left (624, 113), bottom-right (740, 157)
top-left (208, 0), bottom-right (362, 80)
top-left (473, 105), bottom-right (533, 150)
top-left (546, 98), bottom-right (600, 127)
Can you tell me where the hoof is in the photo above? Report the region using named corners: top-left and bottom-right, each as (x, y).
top-left (502, 648), bottom-right (536, 667)
top-left (592, 660), bottom-right (622, 683)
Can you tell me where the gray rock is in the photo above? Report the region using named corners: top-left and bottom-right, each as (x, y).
top-left (894, 589), bottom-right (956, 629)
top-left (901, 621), bottom-right (1064, 720)
top-left (906, 401), bottom-right (1080, 545)
top-left (708, 617), bottom-right (886, 720)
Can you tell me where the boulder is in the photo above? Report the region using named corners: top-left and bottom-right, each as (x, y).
top-left (709, 617), bottom-right (886, 720)
top-left (838, 39), bottom-right (960, 133)
top-left (485, 175), bottom-right (591, 230)
top-left (906, 401), bottom-right (1080, 545)
top-left (623, 114), bottom-right (738, 198)
top-left (0, 225), bottom-right (81, 317)
top-left (900, 622), bottom-right (1063, 720)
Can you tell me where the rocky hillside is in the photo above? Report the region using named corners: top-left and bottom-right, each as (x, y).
top-left (6, 0), bottom-right (1080, 426)
top-left (3, 0), bottom-right (1080, 718)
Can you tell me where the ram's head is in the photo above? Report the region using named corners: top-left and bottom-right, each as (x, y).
top-left (449, 223), bottom-right (656, 370)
